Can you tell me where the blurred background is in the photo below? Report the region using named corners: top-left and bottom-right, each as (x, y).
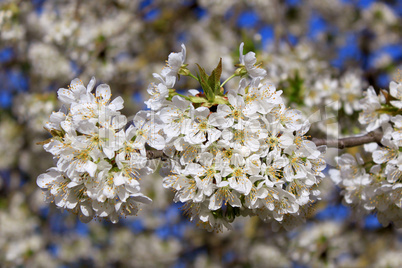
top-left (0, 0), bottom-right (402, 267)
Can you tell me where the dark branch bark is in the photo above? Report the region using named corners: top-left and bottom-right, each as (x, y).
top-left (312, 131), bottom-right (383, 149)
top-left (146, 150), bottom-right (166, 159)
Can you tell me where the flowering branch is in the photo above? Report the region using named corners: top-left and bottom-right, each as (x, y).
top-left (36, 41), bottom-right (401, 232)
top-left (312, 131), bottom-right (383, 149)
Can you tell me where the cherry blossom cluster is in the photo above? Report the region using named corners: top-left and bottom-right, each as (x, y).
top-left (261, 42), bottom-right (364, 116)
top-left (330, 80), bottom-right (402, 227)
top-left (146, 44), bottom-right (326, 231)
top-left (37, 77), bottom-right (153, 223)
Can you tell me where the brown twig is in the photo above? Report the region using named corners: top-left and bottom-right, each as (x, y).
top-left (312, 131), bottom-right (383, 149)
top-left (146, 150), bottom-right (166, 159)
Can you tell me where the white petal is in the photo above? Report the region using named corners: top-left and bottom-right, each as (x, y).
top-left (85, 161), bottom-right (97, 177)
top-left (117, 186), bottom-right (129, 202)
top-left (131, 193), bottom-right (152, 204)
top-left (114, 173), bottom-right (126, 186)
top-left (57, 88), bottom-right (75, 104)
top-left (96, 84), bottom-right (111, 103)
top-left (80, 203), bottom-right (93, 217)
top-left (87, 77), bottom-right (96, 92)
top-left (110, 96), bottom-right (124, 110)
top-left (37, 171), bottom-right (57, 188)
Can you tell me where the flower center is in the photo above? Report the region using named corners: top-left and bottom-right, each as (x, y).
top-left (233, 168), bottom-right (243, 177)
top-left (232, 110), bottom-right (242, 120)
top-left (198, 121), bottom-right (208, 130)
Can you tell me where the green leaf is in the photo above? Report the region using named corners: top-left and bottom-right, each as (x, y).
top-left (214, 58), bottom-right (222, 91)
top-left (208, 69), bottom-right (217, 95)
top-left (213, 95), bottom-right (228, 105)
top-left (189, 96), bottom-right (207, 103)
top-left (196, 64), bottom-right (215, 102)
top-left (196, 64), bottom-right (208, 81)
top-left (213, 58), bottom-right (223, 95)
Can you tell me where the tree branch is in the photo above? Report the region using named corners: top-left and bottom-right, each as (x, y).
top-left (146, 150), bottom-right (166, 159)
top-left (312, 131), bottom-right (383, 149)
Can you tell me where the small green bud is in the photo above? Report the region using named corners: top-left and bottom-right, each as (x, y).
top-left (235, 66), bottom-right (247, 76)
top-left (178, 66), bottom-right (191, 76)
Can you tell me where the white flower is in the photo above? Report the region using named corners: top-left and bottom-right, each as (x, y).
top-left (209, 180), bottom-right (242, 210)
top-left (283, 147), bottom-right (309, 181)
top-left (294, 122), bottom-right (321, 159)
top-left (153, 71), bottom-right (176, 89)
top-left (262, 149), bottom-right (288, 183)
top-left (243, 176), bottom-right (269, 208)
top-left (145, 44), bottom-right (187, 111)
top-left (340, 72), bottom-right (363, 114)
top-left (37, 168), bottom-right (80, 210)
top-left (314, 76), bottom-right (338, 98)
top-left (145, 82), bottom-right (169, 111)
top-left (38, 77), bottom-right (152, 223)
top-left (241, 78), bottom-right (283, 118)
top-left (372, 138), bottom-right (399, 164)
top-left (269, 104), bottom-right (303, 131)
top-left (261, 121), bottom-right (293, 154)
top-left (389, 80), bottom-right (402, 108)
top-left (385, 158), bottom-right (402, 183)
top-left (224, 120), bottom-right (262, 152)
top-left (166, 44), bottom-right (186, 78)
top-left (239, 42), bottom-right (267, 79)
top-left (184, 107), bottom-right (221, 146)
top-left (160, 95), bottom-right (193, 142)
top-left (208, 104), bottom-right (236, 129)
top-left (45, 108), bottom-right (67, 131)
top-left (359, 86), bottom-right (388, 131)
top-left (132, 110), bottom-right (165, 151)
top-left (57, 77), bottom-right (95, 105)
top-left (119, 194), bottom-right (152, 216)
top-left (227, 166), bottom-right (253, 194)
top-left (391, 115), bottom-right (402, 143)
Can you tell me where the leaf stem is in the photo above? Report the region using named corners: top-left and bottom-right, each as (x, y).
top-left (187, 73), bottom-right (199, 82)
top-left (220, 74), bottom-right (237, 88)
top-left (172, 92), bottom-right (191, 101)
